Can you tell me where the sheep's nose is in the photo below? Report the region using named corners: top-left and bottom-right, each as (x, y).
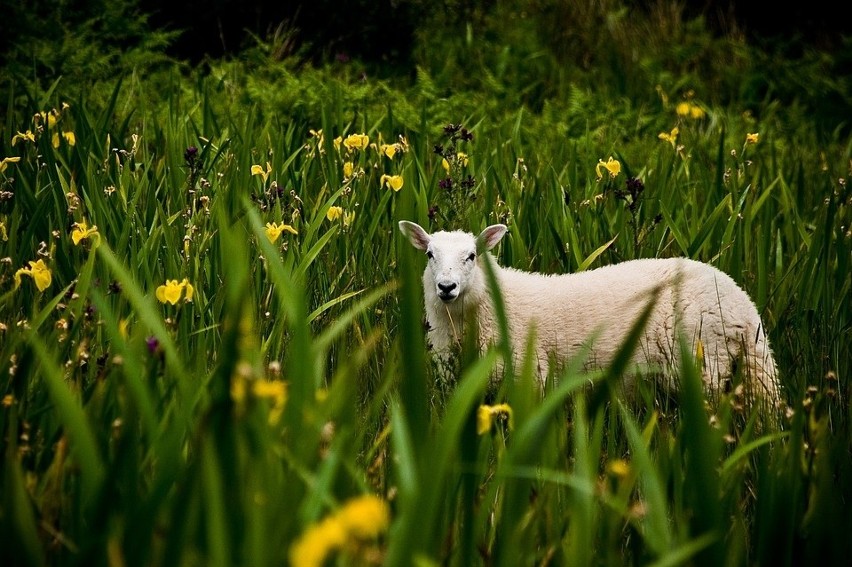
top-left (438, 282), bottom-right (457, 294)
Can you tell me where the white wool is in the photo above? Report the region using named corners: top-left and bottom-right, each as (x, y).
top-left (399, 221), bottom-right (780, 405)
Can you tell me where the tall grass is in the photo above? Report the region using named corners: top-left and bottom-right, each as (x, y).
top-left (0, 58), bottom-right (849, 567)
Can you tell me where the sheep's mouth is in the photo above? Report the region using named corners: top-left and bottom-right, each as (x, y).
top-left (438, 291), bottom-right (459, 302)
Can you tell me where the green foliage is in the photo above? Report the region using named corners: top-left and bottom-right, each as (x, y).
top-left (0, 2), bottom-right (850, 566)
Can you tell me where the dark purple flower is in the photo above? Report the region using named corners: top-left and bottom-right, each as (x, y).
top-left (438, 177), bottom-right (454, 190)
top-left (184, 146), bottom-right (198, 165)
top-left (146, 336), bottom-right (160, 355)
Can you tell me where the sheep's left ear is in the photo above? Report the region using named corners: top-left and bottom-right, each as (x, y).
top-left (476, 224), bottom-right (508, 253)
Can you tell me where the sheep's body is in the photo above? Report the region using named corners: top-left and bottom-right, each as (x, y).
top-left (400, 221), bottom-right (780, 405)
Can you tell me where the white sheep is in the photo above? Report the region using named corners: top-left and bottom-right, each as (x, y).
top-left (398, 220), bottom-right (780, 406)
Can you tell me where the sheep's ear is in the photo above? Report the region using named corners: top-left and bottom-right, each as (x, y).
top-left (399, 220), bottom-right (431, 251)
top-left (476, 224), bottom-right (508, 253)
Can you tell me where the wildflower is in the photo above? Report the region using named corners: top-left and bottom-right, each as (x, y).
top-left (336, 495), bottom-right (390, 539)
top-left (11, 131), bottom-right (36, 145)
top-left (342, 161), bottom-right (354, 178)
top-left (380, 174), bottom-right (404, 192)
top-left (0, 156), bottom-right (20, 174)
top-left (595, 156), bottom-right (621, 180)
top-left (251, 162), bottom-right (273, 183)
top-left (380, 144), bottom-right (397, 159)
top-left (658, 126), bottom-right (679, 147)
top-left (145, 336), bottom-right (160, 355)
top-left (155, 278), bottom-right (194, 305)
top-left (14, 259), bottom-right (52, 292)
top-left (71, 221), bottom-right (100, 246)
top-left (477, 403), bottom-right (514, 435)
top-left (252, 379), bottom-right (288, 424)
top-left (326, 206), bottom-right (343, 222)
top-left (343, 133), bottom-right (369, 152)
top-left (265, 222), bottom-right (297, 243)
top-left (289, 516), bottom-right (347, 567)
top-left (746, 132), bottom-right (759, 145)
top-left (442, 152), bottom-right (469, 172)
top-left (0, 221), bottom-right (7, 241)
top-left (607, 459), bottom-right (631, 478)
top-left (52, 131), bottom-right (76, 148)
top-left (289, 495), bottom-right (390, 567)
top-left (184, 146), bottom-right (199, 165)
top-left (675, 101), bottom-right (705, 119)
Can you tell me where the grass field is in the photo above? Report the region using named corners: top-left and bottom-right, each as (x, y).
top-left (1, 9), bottom-right (851, 565)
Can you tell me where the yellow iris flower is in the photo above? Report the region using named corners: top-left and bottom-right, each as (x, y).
top-left (14, 259), bottom-right (52, 292)
top-left (251, 162), bottom-right (273, 183)
top-left (11, 130), bottom-right (36, 145)
top-left (264, 222), bottom-right (297, 243)
top-left (477, 403), bottom-right (514, 435)
top-left (326, 206), bottom-right (343, 222)
top-left (156, 278), bottom-right (194, 305)
top-left (342, 133), bottom-right (369, 152)
top-left (658, 126), bottom-right (679, 148)
top-left (71, 221), bottom-right (100, 246)
top-left (0, 156), bottom-right (21, 173)
top-left (380, 174), bottom-right (404, 192)
top-left (595, 156), bottom-right (621, 180)
top-left (289, 495), bottom-right (390, 567)
top-left (745, 132), bottom-right (760, 145)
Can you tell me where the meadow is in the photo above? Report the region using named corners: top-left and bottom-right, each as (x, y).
top-left (1, 2), bottom-right (851, 565)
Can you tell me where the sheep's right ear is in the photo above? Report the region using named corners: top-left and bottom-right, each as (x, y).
top-left (476, 224), bottom-right (508, 253)
top-left (398, 221), bottom-right (431, 251)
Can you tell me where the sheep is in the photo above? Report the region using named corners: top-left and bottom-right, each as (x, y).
top-left (398, 220), bottom-right (780, 408)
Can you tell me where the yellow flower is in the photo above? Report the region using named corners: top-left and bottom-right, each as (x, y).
top-left (14, 259), bottom-right (52, 292)
top-left (676, 101), bottom-right (704, 119)
top-left (264, 222), bottom-right (297, 243)
top-left (380, 174), bottom-right (404, 192)
top-left (442, 152), bottom-right (469, 173)
top-left (477, 403), bottom-right (514, 435)
top-left (658, 126), bottom-right (679, 148)
top-left (156, 278), bottom-right (194, 305)
top-left (343, 133), bottom-right (369, 152)
top-left (606, 459), bottom-right (631, 478)
top-left (0, 156), bottom-right (21, 173)
top-left (71, 221), bottom-right (100, 246)
top-left (63, 131), bottom-right (76, 146)
top-left (380, 143), bottom-right (397, 159)
top-left (251, 162), bottom-right (273, 183)
top-left (253, 379), bottom-right (288, 424)
top-left (342, 161), bottom-right (354, 178)
top-left (326, 206), bottom-right (344, 222)
top-left (343, 210), bottom-right (355, 227)
top-left (289, 495), bottom-right (390, 567)
top-left (595, 156), bottom-right (621, 180)
top-left (745, 132), bottom-right (759, 145)
top-left (336, 495), bottom-right (390, 539)
top-left (289, 516), bottom-right (347, 567)
top-left (0, 221), bottom-right (7, 242)
top-left (11, 130), bottom-right (36, 145)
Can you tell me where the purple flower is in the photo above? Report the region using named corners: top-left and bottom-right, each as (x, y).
top-left (146, 336), bottom-right (160, 355)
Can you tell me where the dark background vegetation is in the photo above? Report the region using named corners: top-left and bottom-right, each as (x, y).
top-left (1, 0), bottom-right (849, 138)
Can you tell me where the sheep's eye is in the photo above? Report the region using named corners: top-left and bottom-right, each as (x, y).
top-left (426, 251), bottom-right (434, 259)
top-left (467, 253), bottom-right (476, 261)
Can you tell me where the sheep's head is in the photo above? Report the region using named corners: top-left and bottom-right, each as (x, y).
top-left (399, 221), bottom-right (507, 303)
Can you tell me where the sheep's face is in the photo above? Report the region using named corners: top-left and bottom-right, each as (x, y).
top-left (425, 231), bottom-right (479, 303)
top-left (399, 221), bottom-right (508, 304)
